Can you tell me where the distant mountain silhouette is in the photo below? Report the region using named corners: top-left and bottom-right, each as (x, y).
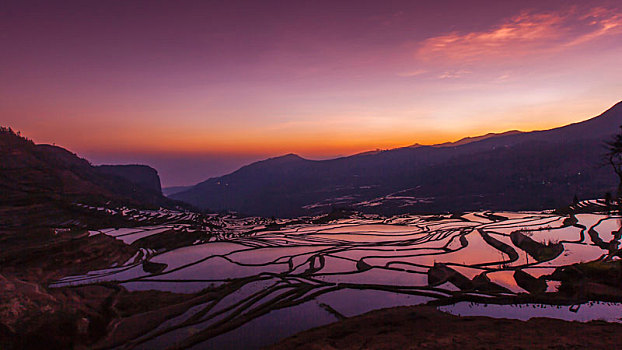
top-left (172, 101), bottom-right (622, 217)
top-left (0, 127), bottom-right (177, 228)
top-left (432, 130), bottom-right (523, 148)
top-left (403, 130), bottom-right (522, 149)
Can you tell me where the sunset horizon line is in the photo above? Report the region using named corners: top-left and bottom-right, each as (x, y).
top-left (10, 98), bottom-right (621, 160)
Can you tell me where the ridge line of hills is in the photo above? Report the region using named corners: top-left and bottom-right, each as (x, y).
top-left (4, 100), bottom-right (622, 220)
top-left (171, 101), bottom-right (622, 217)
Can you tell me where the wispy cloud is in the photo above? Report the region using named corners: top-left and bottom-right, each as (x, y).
top-left (396, 69), bottom-right (427, 77)
top-left (416, 7), bottom-right (622, 62)
top-left (438, 70), bottom-right (471, 79)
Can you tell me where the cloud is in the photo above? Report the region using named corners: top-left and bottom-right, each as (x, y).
top-left (416, 7), bottom-right (622, 63)
top-left (438, 70), bottom-right (471, 79)
top-left (396, 69), bottom-right (427, 77)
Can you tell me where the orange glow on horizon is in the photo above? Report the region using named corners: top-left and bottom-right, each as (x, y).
top-left (3, 1), bottom-right (622, 171)
top-left (17, 99), bottom-right (613, 160)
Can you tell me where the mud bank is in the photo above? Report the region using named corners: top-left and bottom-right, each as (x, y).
top-left (269, 305), bottom-right (622, 350)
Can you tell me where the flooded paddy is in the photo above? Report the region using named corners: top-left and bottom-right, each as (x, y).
top-left (52, 208), bottom-right (622, 349)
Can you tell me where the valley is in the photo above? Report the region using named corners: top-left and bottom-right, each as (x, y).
top-left (3, 199), bottom-right (622, 349)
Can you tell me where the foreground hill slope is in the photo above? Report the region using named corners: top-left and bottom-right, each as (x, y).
top-left (172, 101), bottom-right (622, 217)
top-left (0, 128), bottom-right (176, 228)
top-left (269, 305), bottom-right (622, 350)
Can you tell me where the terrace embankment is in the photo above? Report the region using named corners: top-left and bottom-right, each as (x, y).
top-left (268, 305), bottom-right (622, 350)
top-left (0, 228), bottom-right (202, 350)
top-left (4, 205), bottom-right (622, 349)
top-left (0, 273), bottom-right (207, 350)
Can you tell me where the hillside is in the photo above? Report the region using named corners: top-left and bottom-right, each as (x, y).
top-left (171, 102), bottom-right (622, 217)
top-left (0, 127), bottom-right (176, 228)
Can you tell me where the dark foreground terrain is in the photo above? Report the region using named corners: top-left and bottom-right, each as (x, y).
top-left (269, 305), bottom-right (622, 350)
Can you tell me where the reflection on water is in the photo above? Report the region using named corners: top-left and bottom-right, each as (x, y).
top-left (52, 210), bottom-right (622, 349)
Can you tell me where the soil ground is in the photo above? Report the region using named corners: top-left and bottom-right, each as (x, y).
top-left (268, 305), bottom-right (622, 350)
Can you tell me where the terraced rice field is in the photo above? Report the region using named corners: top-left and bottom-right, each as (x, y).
top-left (52, 202), bottom-right (622, 349)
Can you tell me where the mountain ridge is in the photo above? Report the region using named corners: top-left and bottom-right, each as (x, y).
top-left (0, 127), bottom-right (179, 228)
top-left (96, 164), bottom-right (163, 194)
top-left (172, 101), bottom-right (622, 217)
top-left (433, 130), bottom-right (523, 148)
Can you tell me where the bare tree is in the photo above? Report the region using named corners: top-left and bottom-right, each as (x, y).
top-left (606, 126), bottom-right (622, 200)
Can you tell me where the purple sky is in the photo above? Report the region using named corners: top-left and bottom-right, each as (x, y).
top-left (2, 0), bottom-right (622, 186)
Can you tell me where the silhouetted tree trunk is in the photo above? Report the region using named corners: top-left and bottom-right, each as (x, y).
top-left (606, 126), bottom-right (622, 208)
top-left (609, 156), bottom-right (622, 199)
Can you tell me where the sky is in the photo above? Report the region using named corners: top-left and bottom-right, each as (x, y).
top-left (2, 0), bottom-right (622, 186)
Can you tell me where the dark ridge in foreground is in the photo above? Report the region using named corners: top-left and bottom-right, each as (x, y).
top-left (172, 101), bottom-right (622, 217)
top-left (268, 305), bottom-right (622, 350)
